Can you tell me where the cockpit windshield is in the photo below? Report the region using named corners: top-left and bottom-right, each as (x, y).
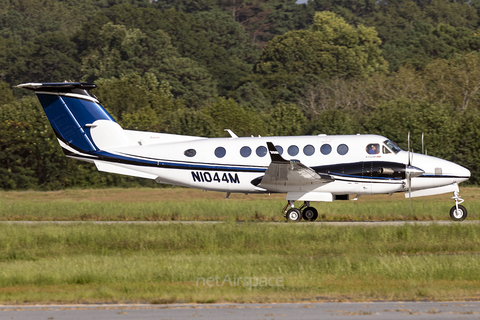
top-left (384, 140), bottom-right (401, 154)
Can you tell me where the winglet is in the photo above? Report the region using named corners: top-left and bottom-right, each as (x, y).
top-left (266, 142), bottom-right (288, 163)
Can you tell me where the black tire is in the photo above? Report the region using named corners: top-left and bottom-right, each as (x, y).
top-left (302, 207), bottom-right (318, 221)
top-left (450, 205), bottom-right (467, 221)
top-left (286, 208), bottom-right (302, 222)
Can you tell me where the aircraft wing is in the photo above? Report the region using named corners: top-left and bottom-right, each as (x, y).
top-left (258, 142), bottom-right (334, 192)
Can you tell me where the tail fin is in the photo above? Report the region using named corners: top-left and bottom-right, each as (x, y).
top-left (16, 82), bottom-right (130, 155)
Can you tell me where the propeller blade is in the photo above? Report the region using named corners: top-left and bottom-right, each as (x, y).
top-left (421, 132), bottom-right (425, 209)
top-left (408, 172), bottom-right (412, 210)
top-left (407, 132), bottom-right (413, 211)
top-left (421, 132), bottom-right (424, 154)
top-left (407, 132), bottom-right (411, 166)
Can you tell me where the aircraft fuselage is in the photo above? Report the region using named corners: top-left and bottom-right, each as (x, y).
top-left (16, 82), bottom-right (471, 221)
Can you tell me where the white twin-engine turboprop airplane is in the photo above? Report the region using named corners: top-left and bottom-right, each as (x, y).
top-left (17, 82), bottom-right (471, 222)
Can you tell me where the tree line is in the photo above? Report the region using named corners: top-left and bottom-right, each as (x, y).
top-left (1, 0), bottom-right (480, 190)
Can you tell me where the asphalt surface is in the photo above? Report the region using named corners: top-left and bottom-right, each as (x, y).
top-left (1, 302), bottom-right (480, 320)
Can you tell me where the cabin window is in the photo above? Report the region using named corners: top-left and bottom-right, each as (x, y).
top-left (240, 146), bottom-right (251, 157)
top-left (366, 143), bottom-right (380, 154)
top-left (288, 145), bottom-right (299, 156)
top-left (320, 144), bottom-right (332, 155)
top-left (184, 149), bottom-right (196, 157)
top-left (215, 147), bottom-right (226, 158)
top-left (337, 144), bottom-right (349, 155)
top-left (275, 145), bottom-right (283, 155)
top-left (256, 146), bottom-right (267, 157)
top-left (303, 144), bottom-right (315, 156)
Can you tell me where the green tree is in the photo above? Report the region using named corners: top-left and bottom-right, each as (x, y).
top-left (202, 97), bottom-right (267, 137)
top-left (93, 73), bottom-right (180, 124)
top-left (266, 103), bottom-right (307, 136)
top-left (0, 94), bottom-right (70, 189)
top-left (0, 0), bottom-right (86, 44)
top-left (307, 0), bottom-right (378, 26)
top-left (364, 99), bottom-right (458, 161)
top-left (454, 108), bottom-right (480, 185)
top-left (230, 81), bottom-right (272, 111)
top-left (256, 11), bottom-right (387, 78)
top-left (22, 32), bottom-right (81, 83)
top-left (308, 109), bottom-right (359, 135)
top-left (167, 107), bottom-right (220, 137)
top-left (191, 10), bottom-right (258, 95)
top-left (254, 11), bottom-right (387, 101)
top-left (151, 0), bottom-right (218, 13)
top-left (81, 23), bottom-right (217, 106)
top-left (423, 53), bottom-right (480, 111)
top-left (0, 32), bottom-right (81, 93)
top-left (369, 0), bottom-right (480, 71)
top-left (153, 0), bottom-right (310, 47)
top-left (101, 5), bottom-right (257, 96)
top-left (422, 0), bottom-right (478, 30)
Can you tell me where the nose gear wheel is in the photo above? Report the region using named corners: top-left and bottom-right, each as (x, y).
top-left (450, 189), bottom-right (467, 221)
top-left (450, 205), bottom-right (467, 221)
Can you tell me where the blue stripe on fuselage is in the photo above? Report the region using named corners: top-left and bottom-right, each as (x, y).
top-left (90, 150), bottom-right (267, 173)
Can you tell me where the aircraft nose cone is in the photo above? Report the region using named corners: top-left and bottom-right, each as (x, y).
top-left (408, 153), bottom-right (470, 183)
top-left (456, 164), bottom-right (471, 179)
top-left (442, 160), bottom-right (470, 183)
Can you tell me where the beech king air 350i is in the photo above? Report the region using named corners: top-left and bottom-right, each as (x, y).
top-left (17, 82), bottom-right (471, 222)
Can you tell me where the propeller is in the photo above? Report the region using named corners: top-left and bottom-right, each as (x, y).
top-left (407, 132), bottom-right (412, 208)
top-left (422, 132), bottom-right (425, 210)
top-left (407, 132), bottom-right (410, 165)
top-left (405, 132), bottom-right (425, 210)
top-left (421, 132), bottom-right (424, 155)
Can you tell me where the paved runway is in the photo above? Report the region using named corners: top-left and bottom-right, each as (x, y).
top-left (1, 301), bottom-right (480, 319)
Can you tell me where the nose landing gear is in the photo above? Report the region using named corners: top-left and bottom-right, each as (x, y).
top-left (283, 201), bottom-right (318, 222)
top-left (450, 190), bottom-right (467, 221)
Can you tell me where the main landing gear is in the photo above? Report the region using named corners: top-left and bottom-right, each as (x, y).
top-left (450, 190), bottom-right (467, 221)
top-left (283, 201), bottom-right (318, 222)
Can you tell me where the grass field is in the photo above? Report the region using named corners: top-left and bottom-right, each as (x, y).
top-left (0, 187), bottom-right (479, 304)
top-left (0, 187), bottom-right (478, 221)
top-left (0, 222), bottom-right (479, 303)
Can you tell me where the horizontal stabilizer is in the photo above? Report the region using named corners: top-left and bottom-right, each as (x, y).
top-left (16, 82), bottom-right (96, 91)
